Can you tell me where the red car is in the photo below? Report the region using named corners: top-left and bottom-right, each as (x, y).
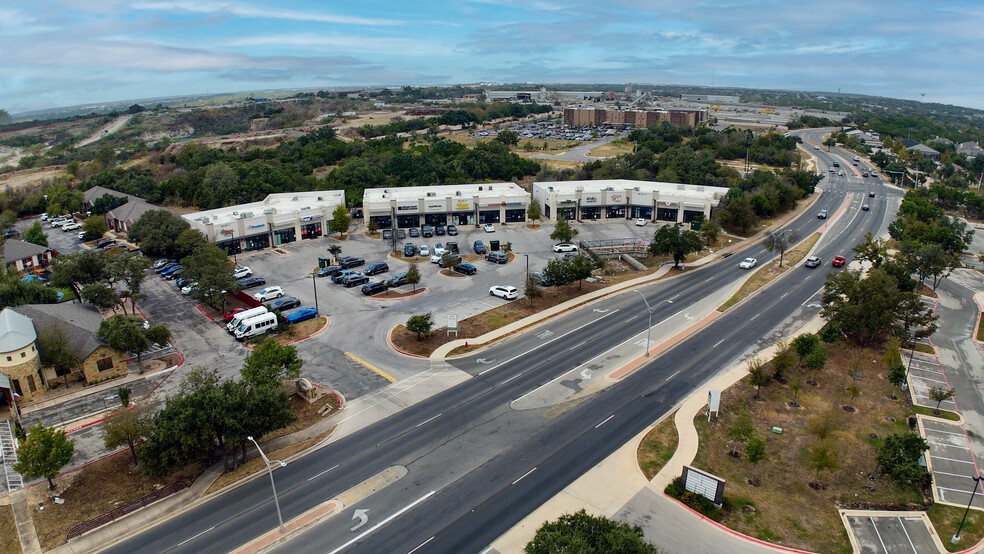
top-left (831, 255), bottom-right (847, 267)
top-left (223, 307), bottom-right (246, 322)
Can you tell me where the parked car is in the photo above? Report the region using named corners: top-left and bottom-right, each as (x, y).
top-left (361, 281), bottom-right (389, 296)
top-left (454, 263), bottom-right (477, 275)
top-left (160, 264), bottom-right (183, 278)
top-left (153, 258), bottom-right (175, 270)
top-left (237, 276), bottom-right (266, 289)
top-left (434, 225), bottom-right (446, 236)
top-left (284, 307), bottom-right (318, 325)
top-left (445, 242), bottom-right (459, 254)
top-left (421, 224), bottom-right (433, 238)
top-left (485, 251), bottom-right (508, 264)
top-left (62, 222), bottom-right (81, 232)
top-left (532, 271), bottom-right (552, 287)
top-left (332, 270), bottom-right (360, 284)
top-left (804, 256), bottom-right (822, 268)
top-left (176, 277), bottom-right (189, 288)
top-left (164, 268), bottom-right (182, 280)
top-left (364, 262), bottom-right (389, 276)
top-left (317, 265), bottom-right (342, 277)
top-left (817, 209), bottom-right (827, 219)
top-left (181, 282), bottom-right (197, 295)
top-left (270, 297), bottom-right (301, 311)
top-left (404, 243), bottom-right (416, 257)
top-left (552, 243), bottom-right (578, 253)
top-left (233, 266), bottom-right (252, 279)
top-left (635, 218), bottom-right (647, 226)
top-left (78, 231), bottom-right (86, 240)
top-left (396, 229), bottom-right (407, 239)
top-left (409, 228), bottom-right (420, 238)
top-left (156, 262), bottom-right (179, 274)
top-left (343, 274), bottom-right (369, 288)
top-left (483, 223), bottom-right (495, 233)
top-left (223, 307), bottom-right (247, 322)
top-left (382, 229), bottom-right (392, 240)
top-left (433, 243), bottom-right (445, 256)
top-left (473, 241), bottom-right (487, 255)
top-left (739, 257), bottom-right (757, 270)
top-left (438, 253), bottom-right (461, 267)
top-left (831, 255), bottom-right (847, 267)
top-left (387, 272), bottom-right (409, 287)
top-left (419, 244), bottom-right (430, 257)
top-left (338, 256), bottom-right (365, 269)
top-left (489, 285), bottom-right (519, 300)
top-left (253, 286), bottom-right (284, 302)
top-left (447, 225), bottom-right (458, 236)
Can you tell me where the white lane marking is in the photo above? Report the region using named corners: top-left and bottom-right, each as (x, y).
top-left (712, 338), bottom-right (725, 348)
top-left (930, 456), bottom-right (975, 464)
top-left (623, 315), bottom-right (638, 322)
top-left (668, 309), bottom-right (682, 320)
top-left (511, 336), bottom-right (628, 404)
top-left (477, 309), bottom-right (621, 376)
top-left (512, 467), bottom-right (537, 485)
top-left (934, 471), bottom-right (977, 479)
top-left (779, 292), bottom-right (788, 299)
top-left (868, 516), bottom-right (889, 554)
top-left (308, 464), bottom-right (340, 482)
top-left (668, 294), bottom-right (679, 301)
top-left (937, 485), bottom-right (984, 495)
top-left (750, 313), bottom-right (760, 321)
top-left (573, 340), bottom-right (587, 349)
top-left (500, 372), bottom-right (524, 385)
top-left (415, 413), bottom-right (443, 428)
top-left (595, 415), bottom-right (614, 429)
top-left (407, 537), bottom-right (435, 554)
top-left (665, 370), bottom-right (680, 381)
top-left (176, 526), bottom-right (215, 547)
top-left (328, 491), bottom-right (436, 554)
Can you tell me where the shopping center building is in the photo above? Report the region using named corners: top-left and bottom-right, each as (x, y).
top-left (363, 183), bottom-right (531, 229)
top-left (531, 180), bottom-right (730, 223)
top-left (182, 191), bottom-right (346, 254)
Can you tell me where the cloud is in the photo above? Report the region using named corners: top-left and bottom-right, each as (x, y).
top-left (131, 1), bottom-right (404, 26)
top-left (224, 34), bottom-right (447, 56)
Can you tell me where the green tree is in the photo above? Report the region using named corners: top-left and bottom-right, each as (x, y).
top-left (406, 262), bottom-right (421, 291)
top-left (0, 109), bottom-right (10, 125)
top-left (647, 224), bottom-right (703, 268)
top-left (38, 329), bottom-right (80, 387)
top-left (127, 209), bottom-right (191, 258)
top-left (747, 357), bottom-right (771, 399)
top-left (406, 313), bottom-right (433, 340)
top-left (181, 244), bottom-right (236, 309)
top-left (852, 232), bottom-right (888, 267)
top-left (550, 219), bottom-right (579, 244)
top-left (876, 433), bottom-right (931, 486)
top-left (746, 434), bottom-right (766, 466)
top-left (173, 228), bottom-right (207, 260)
top-left (98, 315), bottom-right (152, 363)
top-left (526, 198), bottom-right (542, 226)
top-left (808, 440), bottom-right (840, 483)
top-left (81, 215), bottom-right (108, 242)
top-left (888, 363), bottom-right (907, 389)
top-left (102, 407), bottom-right (151, 465)
top-left (524, 272), bottom-right (542, 307)
top-left (722, 194), bottom-right (756, 234)
top-left (240, 338), bottom-right (303, 388)
top-left (699, 220), bottom-right (722, 246)
top-left (329, 205), bottom-right (351, 238)
top-left (543, 257), bottom-right (573, 295)
top-left (728, 406), bottom-right (754, 456)
top-left (928, 386), bottom-right (955, 414)
top-left (117, 386), bottom-right (131, 408)
top-left (524, 509), bottom-right (657, 554)
top-left (95, 145), bottom-right (116, 168)
top-left (568, 254), bottom-right (595, 289)
top-left (24, 221), bottom-right (48, 247)
top-left (110, 252), bottom-right (152, 314)
top-left (326, 244), bottom-right (342, 264)
top-left (13, 423), bottom-right (75, 489)
top-left (791, 333), bottom-right (820, 366)
top-left (771, 343), bottom-right (796, 381)
top-left (762, 229), bottom-right (796, 267)
top-left (51, 249), bottom-right (110, 300)
top-left (495, 129), bottom-right (519, 146)
top-left (789, 378), bottom-right (803, 405)
top-left (805, 346), bottom-right (827, 383)
top-left (439, 252), bottom-right (459, 271)
top-left (821, 267), bottom-right (933, 346)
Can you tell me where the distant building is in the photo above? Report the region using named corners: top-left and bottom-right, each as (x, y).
top-left (532, 180), bottom-right (728, 223)
top-left (105, 199), bottom-right (166, 233)
top-left (363, 183), bottom-right (530, 229)
top-left (2, 240), bottom-right (53, 272)
top-left (485, 88), bottom-right (549, 103)
top-left (900, 139), bottom-right (941, 161)
top-left (957, 141), bottom-right (982, 159)
top-left (563, 106), bottom-right (708, 129)
top-left (82, 186), bottom-right (142, 212)
top-left (681, 94), bottom-right (740, 104)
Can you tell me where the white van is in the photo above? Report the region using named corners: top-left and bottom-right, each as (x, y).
top-left (227, 306), bottom-right (268, 333)
top-left (233, 312), bottom-right (278, 341)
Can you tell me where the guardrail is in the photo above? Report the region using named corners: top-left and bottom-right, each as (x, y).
top-left (66, 480), bottom-right (187, 541)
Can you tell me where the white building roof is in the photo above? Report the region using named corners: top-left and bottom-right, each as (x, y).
top-left (364, 183), bottom-right (527, 204)
top-left (534, 179), bottom-right (729, 202)
top-left (182, 191), bottom-right (346, 227)
top-left (0, 308), bottom-right (37, 352)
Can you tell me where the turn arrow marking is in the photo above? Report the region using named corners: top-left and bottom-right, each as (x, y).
top-left (350, 509), bottom-right (369, 531)
top-left (476, 358), bottom-right (496, 364)
top-left (592, 308), bottom-right (609, 313)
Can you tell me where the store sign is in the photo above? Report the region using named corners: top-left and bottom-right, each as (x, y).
top-left (585, 196), bottom-right (598, 203)
top-left (248, 224), bottom-right (266, 230)
top-left (426, 203), bottom-right (444, 210)
top-left (505, 202), bottom-right (523, 206)
top-left (455, 202), bottom-right (471, 210)
top-left (301, 215), bottom-right (323, 222)
top-left (559, 200), bottom-right (577, 205)
top-left (220, 229), bottom-right (234, 235)
top-left (397, 205), bottom-right (417, 211)
top-left (610, 194), bottom-right (623, 202)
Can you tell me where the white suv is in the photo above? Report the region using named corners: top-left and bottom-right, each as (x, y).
top-left (253, 286), bottom-right (284, 302)
top-left (489, 285), bottom-right (519, 300)
top-left (233, 266), bottom-right (252, 279)
top-left (553, 243), bottom-right (578, 253)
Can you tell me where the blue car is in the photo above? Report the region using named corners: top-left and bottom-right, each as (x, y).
top-left (161, 264), bottom-right (183, 278)
top-left (284, 307), bottom-right (318, 325)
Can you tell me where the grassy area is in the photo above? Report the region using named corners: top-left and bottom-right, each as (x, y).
top-left (928, 503), bottom-right (984, 552)
top-left (250, 316), bottom-right (328, 346)
top-left (589, 140), bottom-right (634, 158)
top-left (977, 314), bottom-right (984, 341)
top-left (690, 339), bottom-right (930, 553)
top-left (911, 405), bottom-right (961, 421)
top-left (0, 505), bottom-right (19, 554)
top-left (912, 343), bottom-right (936, 354)
top-left (718, 232), bottom-right (821, 312)
top-left (637, 415), bottom-right (678, 480)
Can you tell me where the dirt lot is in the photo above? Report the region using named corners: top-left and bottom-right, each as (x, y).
top-left (0, 505), bottom-right (18, 554)
top-left (0, 166), bottom-right (67, 193)
top-left (688, 339), bottom-right (982, 553)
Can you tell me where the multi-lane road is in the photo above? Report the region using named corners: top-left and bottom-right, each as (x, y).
top-left (102, 131), bottom-right (901, 554)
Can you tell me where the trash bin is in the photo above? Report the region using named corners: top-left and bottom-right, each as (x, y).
top-left (690, 219), bottom-right (702, 231)
top-left (318, 256), bottom-right (330, 268)
top-left (489, 240), bottom-right (500, 251)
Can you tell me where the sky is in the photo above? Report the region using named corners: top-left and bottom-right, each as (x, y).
top-left (1, 0), bottom-right (983, 114)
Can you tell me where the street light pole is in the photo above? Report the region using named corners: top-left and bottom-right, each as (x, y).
top-left (952, 475), bottom-right (983, 544)
top-left (632, 289), bottom-right (657, 357)
top-left (311, 273), bottom-right (319, 313)
top-left (247, 436), bottom-right (287, 533)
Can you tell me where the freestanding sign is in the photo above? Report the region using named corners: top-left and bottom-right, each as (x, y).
top-left (682, 465), bottom-right (725, 505)
top-left (707, 390), bottom-right (721, 422)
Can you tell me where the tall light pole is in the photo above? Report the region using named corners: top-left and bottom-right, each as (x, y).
top-left (247, 436), bottom-right (287, 533)
top-left (311, 273), bottom-right (319, 313)
top-left (952, 475), bottom-right (983, 544)
top-left (631, 289), bottom-right (658, 357)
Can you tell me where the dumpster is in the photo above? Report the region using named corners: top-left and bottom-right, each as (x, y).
top-left (318, 256), bottom-right (330, 268)
top-left (489, 240), bottom-right (500, 251)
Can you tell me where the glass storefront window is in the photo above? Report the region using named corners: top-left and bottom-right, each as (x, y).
top-left (631, 206), bottom-right (653, 219)
top-left (544, 204), bottom-right (551, 218)
top-left (274, 228), bottom-right (296, 246)
top-left (558, 207), bottom-right (575, 221)
top-left (370, 215), bottom-right (392, 228)
top-left (396, 215), bottom-right (421, 228)
top-left (505, 209), bottom-right (525, 223)
top-left (243, 233), bottom-right (270, 252)
top-left (657, 207), bottom-right (678, 222)
top-left (683, 210), bottom-right (705, 223)
top-left (217, 239), bottom-right (242, 256)
top-left (300, 222), bottom-right (322, 239)
top-left (454, 213), bottom-right (474, 226)
top-left (605, 206), bottom-right (626, 219)
top-left (580, 207), bottom-right (602, 220)
top-left (479, 210), bottom-right (500, 224)
top-left (425, 214), bottom-right (447, 225)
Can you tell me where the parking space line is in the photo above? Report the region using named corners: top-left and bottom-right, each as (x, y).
top-left (868, 516), bottom-right (889, 553)
top-left (931, 455), bottom-right (976, 464)
top-left (898, 517), bottom-right (918, 553)
top-left (934, 471), bottom-right (976, 479)
top-left (911, 375), bottom-right (948, 384)
top-left (937, 485), bottom-right (982, 495)
top-left (925, 428), bottom-right (966, 437)
top-left (927, 440), bottom-right (968, 449)
top-left (345, 352), bottom-right (397, 383)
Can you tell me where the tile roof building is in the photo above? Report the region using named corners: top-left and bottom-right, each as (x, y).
top-left (2, 239), bottom-right (53, 272)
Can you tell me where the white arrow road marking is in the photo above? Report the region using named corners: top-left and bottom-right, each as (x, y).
top-left (684, 313), bottom-right (693, 320)
top-left (580, 368), bottom-right (592, 379)
top-left (476, 358), bottom-right (496, 364)
top-left (592, 308), bottom-right (609, 313)
top-left (350, 509), bottom-right (370, 531)
top-left (329, 492), bottom-right (435, 554)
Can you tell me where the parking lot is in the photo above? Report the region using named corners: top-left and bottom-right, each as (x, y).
top-left (14, 214), bottom-right (88, 256)
top-left (907, 350), bottom-right (958, 414)
top-left (842, 511), bottom-right (943, 554)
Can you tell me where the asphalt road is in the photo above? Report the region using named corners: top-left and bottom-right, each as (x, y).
top-left (101, 135), bottom-right (901, 554)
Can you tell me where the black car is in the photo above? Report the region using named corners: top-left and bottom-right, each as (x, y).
top-left (445, 241), bottom-right (459, 254)
top-left (271, 297), bottom-right (301, 311)
top-left (438, 253), bottom-right (461, 267)
top-left (532, 271), bottom-right (553, 287)
top-left (434, 225), bottom-right (445, 236)
top-left (454, 263), bottom-right (477, 276)
top-left (3, 228), bottom-right (18, 239)
top-left (382, 229), bottom-right (392, 240)
top-left (96, 238), bottom-right (116, 248)
top-left (387, 272), bottom-right (408, 287)
top-left (237, 277), bottom-right (266, 289)
top-left (447, 225), bottom-right (458, 236)
top-left (343, 274), bottom-right (369, 288)
top-left (361, 281), bottom-right (389, 296)
top-left (332, 270), bottom-right (361, 284)
top-left (338, 256), bottom-right (365, 269)
top-left (421, 224), bottom-right (433, 238)
top-left (396, 229), bottom-right (407, 239)
top-left (485, 251), bottom-right (508, 264)
top-left (317, 265), bottom-right (342, 277)
top-left (404, 243), bottom-right (416, 257)
top-left (409, 227), bottom-right (420, 238)
top-left (364, 262), bottom-right (389, 275)
top-left (473, 240), bottom-right (487, 255)
top-left (868, 191), bottom-right (876, 198)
